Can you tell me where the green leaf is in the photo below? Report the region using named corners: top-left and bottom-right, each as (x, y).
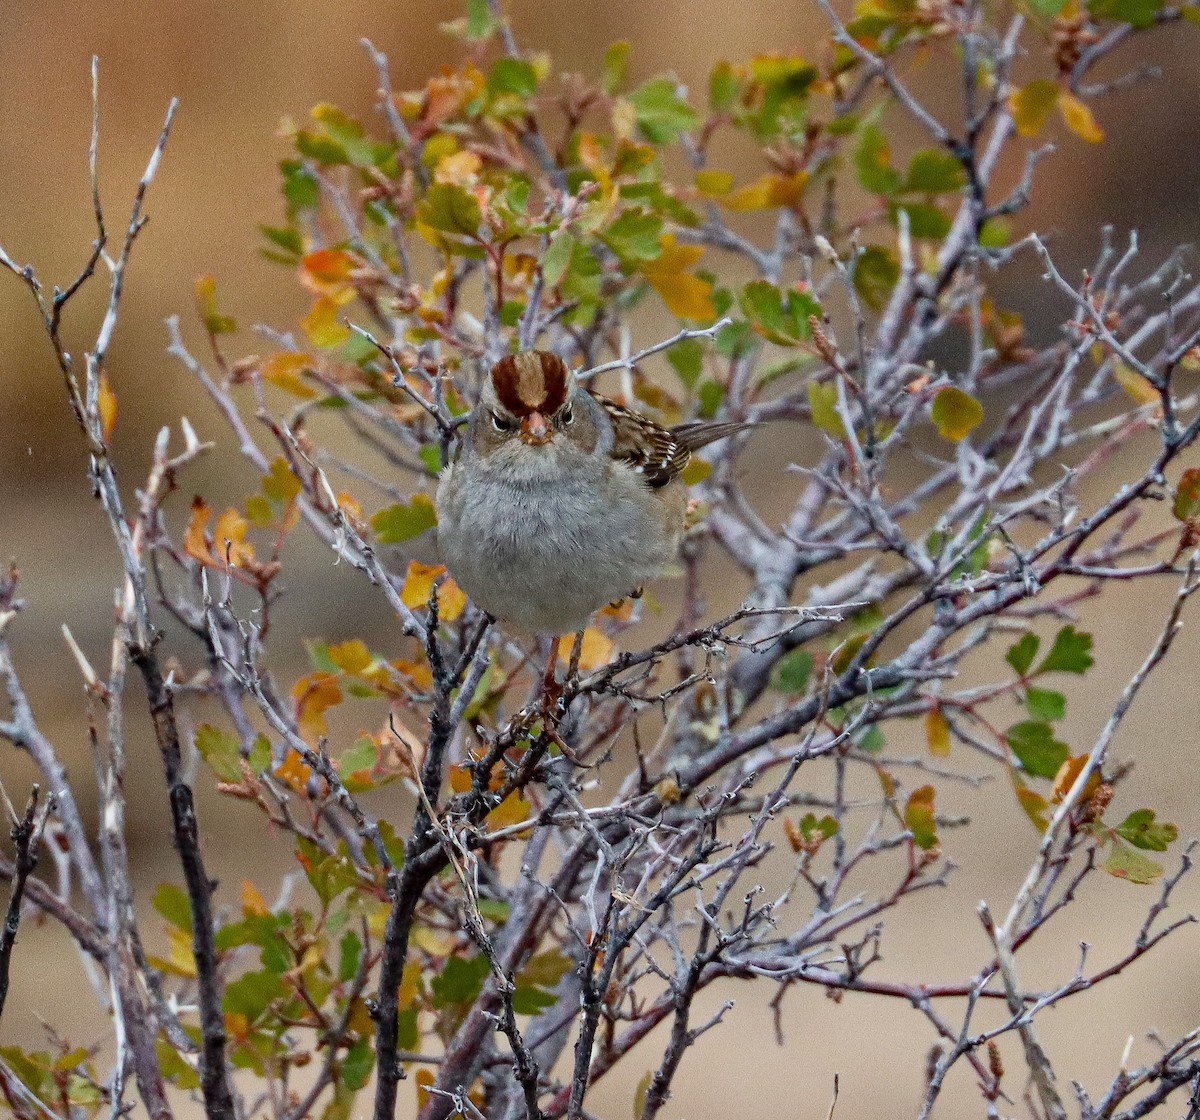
top-left (626, 78), bottom-right (700, 144)
top-left (904, 785), bottom-right (938, 849)
top-left (857, 724), bottom-right (885, 753)
top-left (337, 931), bottom-right (362, 982)
top-left (800, 813), bottom-right (839, 841)
top-left (889, 201), bottom-right (952, 240)
top-left (224, 968), bottom-right (286, 1022)
top-left (979, 216), bottom-right (1011, 249)
top-left (541, 231), bottom-right (576, 287)
top-left (512, 985), bottom-right (559, 1014)
top-left (1035, 626), bottom-right (1094, 675)
top-left (431, 953), bottom-right (489, 1008)
top-left (1173, 467), bottom-right (1200, 521)
top-left (1007, 721), bottom-right (1069, 779)
top-left (339, 738), bottom-right (378, 788)
top-left (667, 338), bottom-right (704, 388)
top-left (417, 183), bottom-right (483, 237)
top-left (853, 246), bottom-right (899, 310)
top-left (740, 280), bottom-right (819, 344)
top-left (195, 723), bottom-right (243, 782)
top-left (1102, 842), bottom-right (1164, 884)
top-left (709, 60), bottom-right (739, 111)
top-left (1116, 809), bottom-right (1178, 851)
top-left (602, 41), bottom-right (631, 95)
top-left (600, 209), bottom-right (665, 263)
top-left (419, 444), bottom-right (443, 476)
top-left (153, 883), bottom-right (193, 932)
top-left (1024, 687), bottom-right (1066, 722)
top-left (855, 123), bottom-right (901, 196)
top-left (1088, 0), bottom-right (1164, 27)
top-left (1006, 633), bottom-right (1040, 676)
top-left (281, 160), bottom-right (319, 212)
top-left (771, 648), bottom-right (813, 694)
top-left (370, 494), bottom-right (437, 544)
top-left (341, 1037), bottom-right (374, 1091)
top-left (903, 149), bottom-right (967, 193)
top-left (930, 386), bottom-right (984, 442)
top-left (465, 0), bottom-right (500, 39)
top-left (697, 379), bottom-right (724, 419)
top-left (156, 1039), bottom-right (200, 1091)
top-left (488, 58), bottom-right (538, 98)
top-left (808, 380), bottom-right (847, 439)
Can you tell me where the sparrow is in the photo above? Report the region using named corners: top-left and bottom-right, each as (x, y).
top-left (435, 351), bottom-right (748, 636)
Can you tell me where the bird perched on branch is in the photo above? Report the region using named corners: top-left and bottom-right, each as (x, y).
top-left (436, 351), bottom-right (749, 643)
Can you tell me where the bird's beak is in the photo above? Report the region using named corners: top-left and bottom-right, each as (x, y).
top-left (519, 411), bottom-right (552, 446)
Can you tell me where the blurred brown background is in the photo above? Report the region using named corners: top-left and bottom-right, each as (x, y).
top-left (3, 2), bottom-right (1200, 1117)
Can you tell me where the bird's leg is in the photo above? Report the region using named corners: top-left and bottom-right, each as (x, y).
top-left (540, 634), bottom-right (563, 710)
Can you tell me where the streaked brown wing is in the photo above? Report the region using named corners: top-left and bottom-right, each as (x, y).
top-left (596, 396), bottom-right (690, 488)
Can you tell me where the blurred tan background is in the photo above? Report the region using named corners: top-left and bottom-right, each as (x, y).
top-left (3, 2), bottom-right (1200, 1118)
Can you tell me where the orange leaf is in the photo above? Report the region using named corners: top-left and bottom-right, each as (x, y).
top-left (1059, 93), bottom-right (1103, 143)
top-left (415, 1069), bottom-right (436, 1109)
top-left (276, 748), bottom-right (314, 790)
top-left (184, 497), bottom-right (215, 565)
top-left (1051, 754), bottom-right (1101, 804)
top-left (97, 374), bottom-right (118, 440)
top-left (291, 672), bottom-right (343, 739)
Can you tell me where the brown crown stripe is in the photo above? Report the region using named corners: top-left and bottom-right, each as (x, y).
top-left (491, 351), bottom-right (569, 417)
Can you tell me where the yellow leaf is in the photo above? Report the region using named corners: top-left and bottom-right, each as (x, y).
top-left (241, 880), bottom-right (269, 918)
top-left (400, 561), bottom-right (465, 620)
top-left (1013, 775), bottom-right (1052, 833)
top-left (213, 508), bottom-right (255, 567)
top-left (642, 234), bottom-right (715, 322)
top-left (398, 961), bottom-right (422, 1010)
top-left (260, 352), bottom-right (317, 399)
top-left (346, 997), bottom-right (374, 1037)
top-left (225, 1013), bottom-right (251, 1043)
top-left (561, 627), bottom-right (614, 670)
top-left (925, 707), bottom-right (951, 757)
top-left (681, 458), bottom-right (711, 485)
top-left (1059, 93), bottom-right (1103, 143)
top-left (930, 386), bottom-right (984, 442)
top-left (164, 925), bottom-right (197, 978)
top-left (97, 374), bottom-right (118, 440)
top-left (724, 170), bottom-right (808, 211)
top-left (694, 169), bottom-right (733, 196)
top-left (301, 295), bottom-right (352, 348)
top-left (329, 639), bottom-right (374, 674)
top-left (434, 150), bottom-right (482, 186)
top-left (1009, 79), bottom-right (1059, 137)
top-left (1114, 361), bottom-right (1160, 408)
top-left (486, 791), bottom-right (532, 830)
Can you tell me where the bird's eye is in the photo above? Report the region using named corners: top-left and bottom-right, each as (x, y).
top-left (491, 411), bottom-right (516, 433)
top-left (559, 404), bottom-right (574, 426)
